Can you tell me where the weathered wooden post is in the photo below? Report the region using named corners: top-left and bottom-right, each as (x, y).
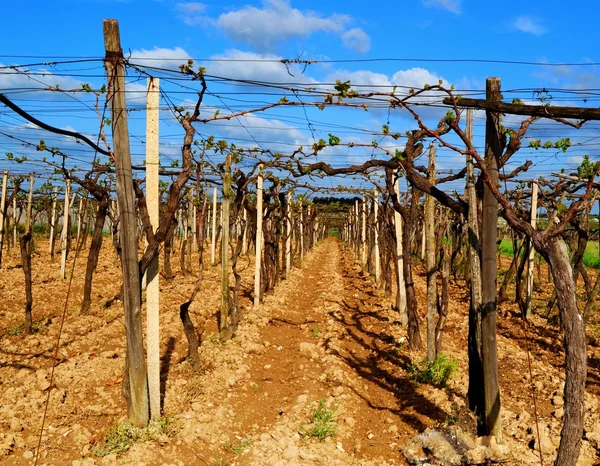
top-left (211, 186), bottom-right (217, 265)
top-left (60, 179), bottom-right (71, 279)
top-left (481, 77), bottom-right (502, 442)
top-left (525, 180), bottom-right (538, 319)
top-left (465, 108), bottom-right (485, 430)
top-left (425, 143), bottom-right (438, 362)
top-left (146, 76), bottom-right (160, 420)
top-left (300, 203), bottom-right (304, 259)
top-left (104, 18), bottom-right (149, 426)
top-left (25, 174), bottom-right (34, 232)
top-left (242, 207), bottom-right (248, 255)
top-left (0, 171), bottom-right (7, 267)
top-left (286, 191), bottom-right (291, 276)
top-left (361, 195), bottom-right (367, 266)
top-left (373, 189), bottom-right (381, 282)
top-left (394, 175), bottom-right (407, 325)
top-left (254, 165), bottom-right (263, 307)
top-left (220, 153), bottom-right (231, 337)
top-left (76, 196), bottom-right (84, 246)
top-left (49, 186), bottom-right (58, 258)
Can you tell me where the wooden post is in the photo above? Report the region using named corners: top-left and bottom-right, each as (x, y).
top-left (421, 220), bottom-right (426, 261)
top-left (361, 196), bottom-right (367, 266)
top-left (220, 153), bottom-right (231, 336)
top-left (300, 204), bottom-right (304, 259)
top-left (60, 179), bottom-right (71, 279)
top-left (465, 108), bottom-right (485, 431)
top-left (12, 195), bottom-right (17, 250)
top-left (394, 175), bottom-right (407, 325)
top-left (481, 77), bottom-right (502, 442)
top-left (0, 171), bottom-right (7, 267)
top-left (525, 180), bottom-right (538, 319)
top-left (76, 196), bottom-right (84, 245)
top-left (211, 186), bottom-right (217, 265)
top-left (104, 18), bottom-right (149, 427)
top-left (26, 174), bottom-right (34, 233)
top-left (373, 189), bottom-right (381, 282)
top-left (286, 191), bottom-right (291, 276)
top-left (254, 166), bottom-right (263, 307)
top-left (49, 186), bottom-right (57, 258)
top-left (242, 207), bottom-right (248, 255)
top-left (145, 76), bottom-right (160, 420)
top-left (191, 191), bottom-right (197, 253)
top-left (425, 143), bottom-right (438, 362)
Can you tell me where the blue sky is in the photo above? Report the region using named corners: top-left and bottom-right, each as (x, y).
top-left (1, 0), bottom-right (600, 193)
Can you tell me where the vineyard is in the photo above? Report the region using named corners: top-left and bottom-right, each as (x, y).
top-left (2, 18), bottom-right (600, 466)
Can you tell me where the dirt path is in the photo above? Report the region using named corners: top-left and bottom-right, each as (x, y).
top-left (186, 238), bottom-right (435, 466)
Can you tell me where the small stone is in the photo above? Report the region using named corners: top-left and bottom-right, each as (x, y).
top-left (296, 394), bottom-right (308, 404)
top-left (283, 445), bottom-right (298, 458)
top-left (345, 417), bottom-right (356, 427)
top-left (10, 418), bottom-right (22, 432)
top-left (516, 410), bottom-right (531, 424)
top-left (191, 402), bottom-right (202, 411)
top-left (23, 450), bottom-right (34, 460)
top-left (332, 386), bottom-right (344, 397)
top-left (367, 432), bottom-right (374, 440)
top-left (247, 343), bottom-right (264, 355)
top-left (388, 425), bottom-right (398, 434)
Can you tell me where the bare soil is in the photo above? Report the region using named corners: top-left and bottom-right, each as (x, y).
top-left (1, 237), bottom-right (600, 465)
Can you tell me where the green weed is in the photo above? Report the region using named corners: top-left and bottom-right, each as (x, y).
top-left (408, 354), bottom-right (458, 387)
top-left (92, 423), bottom-right (140, 456)
top-left (92, 417), bottom-right (174, 457)
top-left (302, 399), bottom-right (338, 441)
top-left (445, 403), bottom-right (460, 426)
top-left (311, 326), bottom-right (321, 338)
top-left (223, 438), bottom-right (253, 455)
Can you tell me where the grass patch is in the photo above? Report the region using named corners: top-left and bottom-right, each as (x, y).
top-left (4, 319), bottom-right (48, 337)
top-left (223, 438), bottom-right (253, 455)
top-left (498, 238), bottom-right (514, 256)
top-left (184, 375), bottom-right (205, 403)
top-left (408, 354), bottom-right (458, 387)
top-left (311, 326), bottom-right (321, 338)
top-left (92, 423), bottom-right (140, 457)
top-left (92, 418), bottom-right (175, 457)
top-left (583, 242), bottom-right (600, 269)
top-left (302, 399), bottom-right (338, 441)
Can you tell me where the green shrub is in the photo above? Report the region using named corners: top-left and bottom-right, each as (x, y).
top-left (408, 354), bottom-right (458, 387)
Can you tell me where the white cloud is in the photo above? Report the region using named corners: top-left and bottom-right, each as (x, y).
top-left (174, 2), bottom-right (208, 26)
top-left (129, 46), bottom-right (192, 70)
top-left (422, 0), bottom-right (461, 14)
top-left (513, 16), bottom-right (546, 36)
top-left (325, 67), bottom-right (451, 122)
top-left (175, 1), bottom-right (205, 13)
top-left (0, 64), bottom-right (82, 98)
top-left (342, 28), bottom-right (371, 54)
top-left (326, 67), bottom-right (448, 94)
top-left (567, 155), bottom-right (584, 165)
top-left (216, 0), bottom-right (351, 50)
top-left (203, 49), bottom-right (316, 85)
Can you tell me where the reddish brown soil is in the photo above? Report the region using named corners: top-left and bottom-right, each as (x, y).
top-left (1, 236), bottom-right (600, 465)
